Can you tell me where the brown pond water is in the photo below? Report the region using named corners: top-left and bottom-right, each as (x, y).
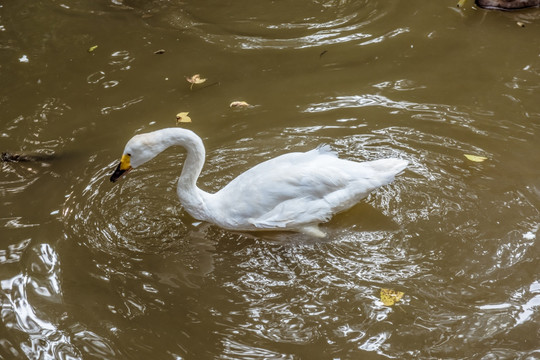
top-left (1, 0), bottom-right (540, 359)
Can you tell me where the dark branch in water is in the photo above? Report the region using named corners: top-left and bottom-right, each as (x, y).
top-left (1, 152), bottom-right (56, 162)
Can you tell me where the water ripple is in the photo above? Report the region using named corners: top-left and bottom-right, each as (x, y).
top-left (197, 126), bottom-right (540, 358)
top-left (139, 0), bottom-right (403, 50)
top-left (63, 163), bottom-right (188, 256)
top-left (0, 242), bottom-right (117, 359)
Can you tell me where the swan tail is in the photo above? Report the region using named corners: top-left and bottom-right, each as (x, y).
top-left (353, 158), bottom-right (408, 191)
top-left (368, 158), bottom-right (408, 175)
top-left (362, 158), bottom-right (408, 187)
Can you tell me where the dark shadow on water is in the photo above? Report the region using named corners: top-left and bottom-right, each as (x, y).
top-left (329, 201), bottom-right (401, 232)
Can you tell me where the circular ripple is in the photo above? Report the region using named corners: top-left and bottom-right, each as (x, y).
top-left (62, 160), bottom-right (189, 257)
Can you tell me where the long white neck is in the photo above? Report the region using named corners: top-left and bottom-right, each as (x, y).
top-left (171, 129), bottom-right (205, 189)
top-left (173, 129), bottom-right (212, 221)
top-left (143, 128), bottom-right (211, 221)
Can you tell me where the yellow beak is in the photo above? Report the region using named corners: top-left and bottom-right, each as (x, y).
top-left (110, 154), bottom-right (132, 182)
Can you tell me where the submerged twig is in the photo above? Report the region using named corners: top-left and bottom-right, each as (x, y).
top-left (1, 152), bottom-right (56, 162)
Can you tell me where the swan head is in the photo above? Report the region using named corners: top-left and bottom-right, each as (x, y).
top-left (110, 131), bottom-right (171, 182)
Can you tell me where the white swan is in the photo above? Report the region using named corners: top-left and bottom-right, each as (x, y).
top-left (110, 128), bottom-right (407, 237)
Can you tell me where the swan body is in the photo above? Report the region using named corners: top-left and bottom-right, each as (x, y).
top-left (110, 128), bottom-right (407, 236)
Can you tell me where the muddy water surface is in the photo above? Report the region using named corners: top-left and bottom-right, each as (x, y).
top-left (1, 1), bottom-right (540, 359)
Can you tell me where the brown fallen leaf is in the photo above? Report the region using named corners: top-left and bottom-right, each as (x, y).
top-left (176, 112), bottom-right (192, 123)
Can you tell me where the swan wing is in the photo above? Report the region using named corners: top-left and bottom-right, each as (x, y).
top-left (247, 196), bottom-right (333, 229)
top-left (210, 147), bottom-right (407, 230)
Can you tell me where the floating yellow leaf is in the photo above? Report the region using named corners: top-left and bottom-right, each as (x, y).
top-left (464, 154), bottom-right (487, 162)
top-left (229, 101), bottom-right (251, 108)
top-left (517, 21), bottom-right (525, 28)
top-left (380, 288), bottom-right (404, 306)
top-left (457, 0), bottom-right (467, 7)
top-left (88, 45), bottom-right (98, 53)
top-left (176, 112), bottom-right (192, 123)
top-left (186, 74), bottom-right (206, 89)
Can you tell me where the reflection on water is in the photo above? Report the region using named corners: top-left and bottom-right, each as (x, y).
top-left (0, 242), bottom-right (117, 359)
top-left (1, 0), bottom-right (540, 358)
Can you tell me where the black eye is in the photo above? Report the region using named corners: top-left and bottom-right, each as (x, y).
top-left (127, 153), bottom-right (132, 156)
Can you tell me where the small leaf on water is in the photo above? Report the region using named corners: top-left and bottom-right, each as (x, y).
top-left (517, 21), bottom-right (525, 28)
top-left (457, 0), bottom-right (467, 7)
top-left (464, 154), bottom-right (487, 162)
top-left (154, 49), bottom-right (166, 54)
top-left (229, 101), bottom-right (251, 108)
top-left (88, 45), bottom-right (98, 53)
top-left (176, 112), bottom-right (192, 123)
top-left (380, 288), bottom-right (404, 306)
top-left (186, 74), bottom-right (207, 89)
top-left (186, 74), bottom-right (206, 89)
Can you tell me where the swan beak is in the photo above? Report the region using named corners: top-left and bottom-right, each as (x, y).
top-left (110, 154), bottom-right (132, 182)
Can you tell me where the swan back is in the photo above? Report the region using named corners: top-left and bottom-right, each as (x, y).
top-left (207, 148), bottom-right (407, 231)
